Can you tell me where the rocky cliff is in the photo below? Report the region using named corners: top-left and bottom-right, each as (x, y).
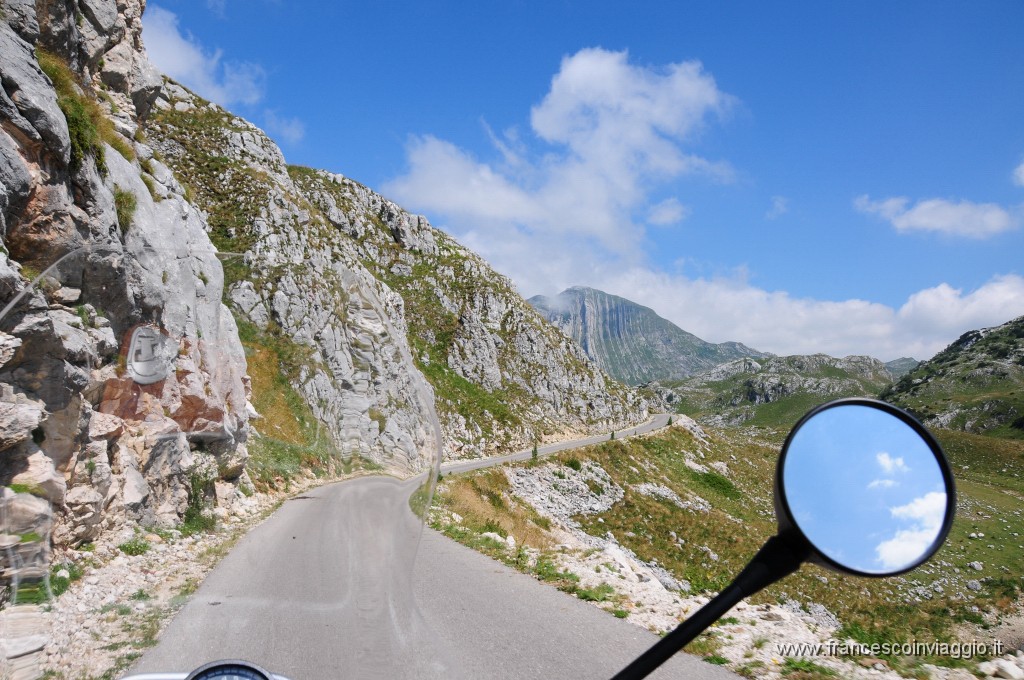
top-left (663, 354), bottom-right (894, 427)
top-left (529, 286), bottom-right (767, 385)
top-left (882, 315), bottom-right (1024, 437)
top-left (0, 0), bottom-right (645, 562)
top-left (144, 90), bottom-right (646, 460)
top-left (0, 0), bottom-right (252, 558)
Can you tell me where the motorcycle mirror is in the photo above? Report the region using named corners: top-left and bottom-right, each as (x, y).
top-left (612, 398), bottom-right (956, 680)
top-left (776, 398), bottom-right (954, 576)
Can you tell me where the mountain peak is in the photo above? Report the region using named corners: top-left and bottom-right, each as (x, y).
top-left (529, 286), bottom-right (768, 385)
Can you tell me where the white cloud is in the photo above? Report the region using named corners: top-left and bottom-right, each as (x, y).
top-left (206, 0), bottom-right (227, 16)
top-left (143, 6), bottom-right (265, 107)
top-left (588, 269), bottom-right (1024, 360)
top-left (868, 479), bottom-right (897, 490)
top-left (1014, 160), bottom-right (1024, 188)
top-left (648, 198), bottom-right (690, 226)
top-left (386, 48), bottom-right (1024, 362)
top-left (877, 452), bottom-right (909, 475)
top-left (264, 111), bottom-right (305, 145)
top-left (875, 491), bottom-right (947, 570)
top-left (386, 48), bottom-right (734, 262)
top-left (765, 195), bottom-right (789, 220)
top-left (855, 195), bottom-right (1019, 239)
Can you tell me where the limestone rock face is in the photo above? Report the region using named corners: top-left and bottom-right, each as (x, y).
top-left (146, 88), bottom-right (646, 461)
top-left (1, 0), bottom-right (250, 548)
top-left (2, 0), bottom-right (646, 563)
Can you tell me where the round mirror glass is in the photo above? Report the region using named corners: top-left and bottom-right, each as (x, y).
top-left (780, 400), bottom-right (954, 576)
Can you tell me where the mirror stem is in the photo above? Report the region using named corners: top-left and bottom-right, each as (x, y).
top-left (610, 533), bottom-right (809, 680)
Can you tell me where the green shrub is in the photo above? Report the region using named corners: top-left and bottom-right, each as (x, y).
top-left (118, 537), bottom-right (151, 556)
top-left (181, 474), bottom-right (216, 536)
top-left (114, 186), bottom-right (137, 232)
top-left (481, 518), bottom-right (506, 537)
top-left (565, 457), bottom-right (582, 472)
top-left (49, 561), bottom-right (84, 597)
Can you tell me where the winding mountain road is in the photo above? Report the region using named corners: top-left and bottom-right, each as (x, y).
top-left (440, 413), bottom-right (674, 474)
top-left (132, 415), bottom-right (739, 679)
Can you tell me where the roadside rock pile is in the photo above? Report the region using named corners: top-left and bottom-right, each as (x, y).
top-left (5, 473), bottom-right (310, 679)
top-left (504, 460), bottom-right (622, 526)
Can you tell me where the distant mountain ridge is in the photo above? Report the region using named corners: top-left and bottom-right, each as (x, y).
top-left (528, 286), bottom-right (768, 385)
top-left (663, 354), bottom-right (895, 428)
top-left (883, 315), bottom-right (1024, 438)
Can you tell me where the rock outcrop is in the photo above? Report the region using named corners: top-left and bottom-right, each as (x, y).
top-left (0, 0), bottom-right (251, 560)
top-left (530, 286), bottom-right (768, 385)
top-left (664, 354), bottom-right (894, 426)
top-left (145, 92), bottom-right (646, 460)
top-left (1, 0), bottom-right (646, 571)
top-left (883, 315), bottom-right (1024, 436)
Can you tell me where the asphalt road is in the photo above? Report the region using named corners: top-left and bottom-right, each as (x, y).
top-left (440, 413), bottom-right (673, 475)
top-left (132, 415), bottom-right (739, 679)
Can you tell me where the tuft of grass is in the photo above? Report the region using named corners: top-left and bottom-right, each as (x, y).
top-left (117, 536), bottom-right (151, 556)
top-left (565, 457), bottom-right (582, 471)
top-left (576, 582), bottom-right (615, 602)
top-left (35, 49), bottom-right (134, 172)
top-left (141, 173), bottom-right (161, 201)
top-left (781, 658), bottom-right (836, 679)
top-left (736, 661), bottom-right (766, 678)
top-left (114, 186), bottom-right (137, 233)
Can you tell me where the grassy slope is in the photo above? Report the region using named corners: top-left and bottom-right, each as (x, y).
top-left (670, 361), bottom-right (892, 430)
top-left (883, 317), bottom-right (1024, 439)
top-left (434, 423), bottom-right (1024, 673)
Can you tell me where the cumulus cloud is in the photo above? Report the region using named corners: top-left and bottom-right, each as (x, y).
top-left (386, 48), bottom-right (1024, 362)
top-left (648, 198), bottom-right (690, 226)
top-left (875, 491), bottom-right (947, 570)
top-left (586, 268), bottom-right (1024, 360)
top-left (1015, 160), bottom-right (1024, 188)
top-left (264, 111), bottom-right (305, 145)
top-left (386, 48), bottom-right (734, 262)
top-left (143, 6), bottom-right (265, 107)
top-left (868, 479), bottom-right (898, 490)
top-left (855, 195), bottom-right (1019, 238)
top-left (877, 452), bottom-right (909, 475)
top-left (765, 195), bottom-right (789, 220)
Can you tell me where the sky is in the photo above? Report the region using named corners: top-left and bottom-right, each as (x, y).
top-left (142, 1), bottom-right (1024, 361)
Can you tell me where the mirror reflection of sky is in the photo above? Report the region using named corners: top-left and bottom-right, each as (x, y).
top-left (782, 404), bottom-right (948, 574)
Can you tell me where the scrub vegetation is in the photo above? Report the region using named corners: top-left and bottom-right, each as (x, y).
top-left (433, 422), bottom-right (1024, 676)
top-left (35, 49), bottom-right (134, 173)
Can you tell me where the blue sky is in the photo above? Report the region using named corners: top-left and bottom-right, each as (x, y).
top-left (142, 1), bottom-right (1024, 360)
top-left (782, 404), bottom-right (948, 574)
